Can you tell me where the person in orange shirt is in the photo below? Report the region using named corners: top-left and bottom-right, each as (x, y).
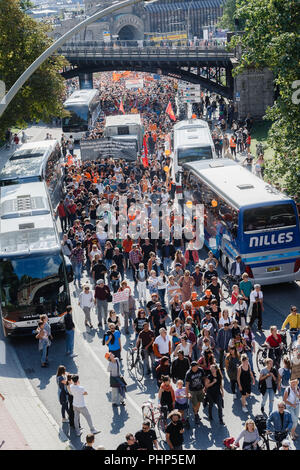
top-left (158, 375), bottom-right (175, 415)
top-left (229, 135), bottom-right (237, 159)
top-left (122, 235), bottom-right (133, 269)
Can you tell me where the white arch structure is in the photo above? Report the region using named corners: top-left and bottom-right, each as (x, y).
top-left (0, 0), bottom-right (156, 118)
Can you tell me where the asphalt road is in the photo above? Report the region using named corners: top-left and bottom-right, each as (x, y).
top-left (9, 256), bottom-right (300, 450)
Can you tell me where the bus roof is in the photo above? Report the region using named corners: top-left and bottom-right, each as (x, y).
top-left (184, 159), bottom-right (292, 209)
top-left (173, 119), bottom-right (209, 131)
top-left (174, 120), bottom-right (213, 150)
top-left (105, 114), bottom-right (142, 127)
top-left (0, 182), bottom-right (59, 255)
top-left (64, 89), bottom-right (99, 107)
top-left (0, 140), bottom-right (59, 182)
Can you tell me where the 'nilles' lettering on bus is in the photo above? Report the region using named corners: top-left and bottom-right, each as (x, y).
top-left (249, 232), bottom-right (293, 248)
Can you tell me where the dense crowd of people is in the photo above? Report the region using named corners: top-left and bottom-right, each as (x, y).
top-left (32, 72), bottom-right (300, 451)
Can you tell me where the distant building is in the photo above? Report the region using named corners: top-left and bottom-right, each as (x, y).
top-left (54, 0), bottom-right (224, 41)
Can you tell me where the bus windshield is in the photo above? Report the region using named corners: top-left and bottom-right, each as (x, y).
top-left (0, 253), bottom-right (69, 321)
top-left (62, 105), bottom-right (89, 131)
top-left (243, 203), bottom-right (297, 232)
top-left (178, 146), bottom-right (213, 163)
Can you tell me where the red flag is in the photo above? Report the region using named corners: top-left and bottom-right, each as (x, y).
top-left (119, 99), bottom-right (125, 114)
top-left (166, 101), bottom-right (176, 121)
top-left (142, 156), bottom-right (149, 168)
top-left (143, 135), bottom-right (148, 157)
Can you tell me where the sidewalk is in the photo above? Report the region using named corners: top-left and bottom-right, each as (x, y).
top-left (0, 331), bottom-right (71, 450)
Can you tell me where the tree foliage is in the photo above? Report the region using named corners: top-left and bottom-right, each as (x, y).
top-left (230, 0), bottom-right (300, 199)
top-left (19, 0), bottom-right (33, 11)
top-left (218, 0), bottom-right (245, 31)
top-left (0, 0), bottom-right (67, 138)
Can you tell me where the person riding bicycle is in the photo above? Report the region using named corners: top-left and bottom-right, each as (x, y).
top-left (266, 401), bottom-right (293, 448)
top-left (263, 326), bottom-right (284, 370)
top-left (158, 375), bottom-right (175, 418)
top-left (281, 306), bottom-right (300, 344)
top-left (233, 419), bottom-right (260, 450)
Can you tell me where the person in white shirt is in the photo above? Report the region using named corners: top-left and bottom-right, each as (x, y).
top-left (78, 285), bottom-right (94, 328)
top-left (89, 245), bottom-right (102, 264)
top-left (153, 328), bottom-right (171, 358)
top-left (69, 375), bottom-right (100, 437)
top-left (136, 263), bottom-right (148, 304)
top-left (248, 284), bottom-right (264, 331)
top-left (232, 296), bottom-right (248, 329)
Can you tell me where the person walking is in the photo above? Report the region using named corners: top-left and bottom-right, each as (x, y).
top-left (35, 321), bottom-right (51, 367)
top-left (64, 305), bottom-right (76, 357)
top-left (104, 323), bottom-right (122, 360)
top-left (94, 279), bottom-right (111, 329)
top-left (204, 364), bottom-right (225, 425)
top-left (248, 284), bottom-right (264, 331)
top-left (56, 365), bottom-right (69, 423)
top-left (136, 321), bottom-right (155, 376)
top-left (216, 323), bottom-right (232, 371)
top-left (185, 361), bottom-right (205, 425)
top-left (165, 410), bottom-right (184, 450)
top-left (225, 346), bottom-right (240, 397)
top-left (71, 241), bottom-right (85, 288)
top-left (237, 354), bottom-right (255, 413)
top-left (68, 375), bottom-right (100, 437)
top-left (136, 263), bottom-right (148, 304)
top-left (107, 353), bottom-right (126, 407)
top-left (259, 358), bottom-right (277, 415)
top-left (78, 285), bottom-right (94, 329)
top-left (283, 378), bottom-right (300, 440)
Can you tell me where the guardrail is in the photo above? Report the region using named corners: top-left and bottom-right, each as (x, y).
top-left (58, 46), bottom-right (234, 59)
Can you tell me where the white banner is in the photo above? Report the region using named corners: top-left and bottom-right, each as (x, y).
top-left (125, 79), bottom-right (144, 90)
top-left (113, 290), bottom-right (129, 304)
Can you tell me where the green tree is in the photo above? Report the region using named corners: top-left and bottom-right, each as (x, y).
top-left (218, 0), bottom-right (245, 31)
top-left (230, 0), bottom-right (300, 198)
top-left (19, 0), bottom-right (33, 11)
top-left (0, 0), bottom-right (67, 138)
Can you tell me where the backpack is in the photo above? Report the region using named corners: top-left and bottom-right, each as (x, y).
top-left (102, 330), bottom-right (115, 346)
top-left (254, 414), bottom-right (267, 436)
top-left (281, 368), bottom-right (291, 388)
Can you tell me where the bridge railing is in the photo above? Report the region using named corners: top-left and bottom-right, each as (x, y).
top-left (57, 41), bottom-right (234, 58)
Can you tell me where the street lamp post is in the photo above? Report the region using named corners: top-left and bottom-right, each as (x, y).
top-left (0, 0), bottom-right (156, 118)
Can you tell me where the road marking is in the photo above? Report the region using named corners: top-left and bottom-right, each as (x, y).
top-left (74, 324), bottom-right (142, 416)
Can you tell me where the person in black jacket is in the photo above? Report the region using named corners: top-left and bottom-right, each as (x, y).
top-left (64, 305), bottom-right (76, 357)
top-left (171, 351), bottom-right (190, 383)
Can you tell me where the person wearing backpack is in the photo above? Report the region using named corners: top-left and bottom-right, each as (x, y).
top-left (259, 358), bottom-right (277, 415)
top-left (283, 378), bottom-right (300, 440)
top-left (278, 356), bottom-right (292, 396)
top-left (104, 323), bottom-right (122, 360)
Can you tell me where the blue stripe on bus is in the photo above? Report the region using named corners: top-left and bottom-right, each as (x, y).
top-left (245, 251), bottom-right (300, 263)
top-left (249, 258), bottom-right (298, 268)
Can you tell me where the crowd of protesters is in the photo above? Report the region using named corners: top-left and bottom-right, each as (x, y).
top-left (38, 72), bottom-right (299, 450)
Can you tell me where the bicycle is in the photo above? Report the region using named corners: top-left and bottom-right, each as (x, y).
top-left (256, 332), bottom-right (291, 373)
top-left (126, 343), bottom-right (144, 382)
top-left (141, 400), bottom-right (169, 440)
top-left (259, 430), bottom-right (288, 450)
top-left (256, 345), bottom-right (281, 373)
top-left (220, 274), bottom-right (239, 300)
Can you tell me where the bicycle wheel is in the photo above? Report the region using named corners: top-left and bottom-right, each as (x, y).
top-left (127, 348), bottom-right (134, 373)
top-left (222, 280), bottom-right (230, 300)
top-left (256, 348), bottom-right (267, 373)
top-left (135, 357), bottom-right (144, 382)
top-left (142, 405), bottom-right (152, 422)
top-left (157, 416), bottom-right (167, 441)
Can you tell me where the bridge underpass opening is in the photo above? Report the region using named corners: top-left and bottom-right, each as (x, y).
top-left (117, 25), bottom-right (142, 41)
